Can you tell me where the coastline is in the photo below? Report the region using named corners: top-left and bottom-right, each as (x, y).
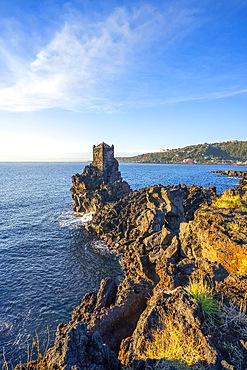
top-left (29, 148), bottom-right (247, 369)
top-left (118, 160), bottom-right (247, 165)
top-left (5, 152), bottom-right (244, 369)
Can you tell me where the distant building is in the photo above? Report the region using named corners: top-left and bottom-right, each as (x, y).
top-left (183, 158), bottom-right (197, 164)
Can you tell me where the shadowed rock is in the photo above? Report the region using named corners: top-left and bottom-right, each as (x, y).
top-left (44, 323), bottom-right (121, 370)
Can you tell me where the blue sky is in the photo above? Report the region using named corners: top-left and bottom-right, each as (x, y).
top-left (0, 0), bottom-right (246, 160)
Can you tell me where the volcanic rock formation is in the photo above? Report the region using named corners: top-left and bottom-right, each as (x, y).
top-left (18, 154), bottom-right (247, 370)
top-left (70, 143), bottom-right (130, 213)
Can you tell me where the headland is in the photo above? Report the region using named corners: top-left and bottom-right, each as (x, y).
top-left (17, 143), bottom-right (247, 370)
top-left (117, 140), bottom-right (247, 165)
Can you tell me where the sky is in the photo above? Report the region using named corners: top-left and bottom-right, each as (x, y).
top-left (0, 0), bottom-right (247, 161)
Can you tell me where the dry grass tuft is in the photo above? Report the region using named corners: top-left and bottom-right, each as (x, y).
top-left (143, 318), bottom-right (206, 368)
top-left (226, 222), bottom-right (247, 234)
top-left (237, 259), bottom-right (247, 276)
top-left (220, 302), bottom-right (247, 333)
top-left (3, 329), bottom-right (50, 370)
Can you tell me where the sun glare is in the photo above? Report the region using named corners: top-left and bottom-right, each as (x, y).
top-left (0, 131), bottom-right (78, 161)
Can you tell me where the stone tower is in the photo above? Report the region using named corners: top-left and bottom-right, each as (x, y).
top-left (92, 142), bottom-right (121, 183)
top-left (71, 142), bottom-right (131, 213)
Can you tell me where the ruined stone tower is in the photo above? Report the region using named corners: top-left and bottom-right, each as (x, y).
top-left (71, 142), bottom-right (131, 213)
top-left (92, 142), bottom-right (121, 183)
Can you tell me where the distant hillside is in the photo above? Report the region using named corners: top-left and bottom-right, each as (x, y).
top-left (118, 140), bottom-right (247, 164)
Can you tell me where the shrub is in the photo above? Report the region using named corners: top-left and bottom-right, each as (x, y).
top-left (212, 195), bottom-right (247, 212)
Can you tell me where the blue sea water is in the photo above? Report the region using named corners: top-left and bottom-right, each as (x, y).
top-left (0, 162), bottom-right (246, 366)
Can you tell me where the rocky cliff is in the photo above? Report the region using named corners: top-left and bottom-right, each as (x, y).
top-left (18, 155), bottom-right (247, 370)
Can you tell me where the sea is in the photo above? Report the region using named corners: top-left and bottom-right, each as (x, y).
top-left (0, 162), bottom-right (246, 366)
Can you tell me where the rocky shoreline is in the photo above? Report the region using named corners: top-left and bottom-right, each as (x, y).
top-left (211, 170), bottom-right (247, 178)
top-left (211, 171), bottom-right (247, 190)
top-left (17, 144), bottom-right (247, 370)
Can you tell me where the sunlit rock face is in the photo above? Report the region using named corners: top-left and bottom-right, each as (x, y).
top-left (70, 142), bottom-right (130, 213)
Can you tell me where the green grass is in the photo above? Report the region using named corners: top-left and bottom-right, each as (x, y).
top-left (186, 279), bottom-right (220, 317)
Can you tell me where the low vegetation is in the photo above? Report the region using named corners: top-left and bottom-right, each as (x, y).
top-left (227, 222), bottom-right (247, 233)
top-left (144, 319), bottom-right (206, 369)
top-left (212, 194), bottom-right (247, 212)
top-left (238, 259), bottom-right (247, 276)
top-left (3, 330), bottom-right (50, 370)
top-left (138, 282), bottom-right (247, 369)
top-left (185, 279), bottom-right (220, 318)
top-left (217, 303), bottom-right (247, 369)
top-left (118, 140), bottom-right (247, 164)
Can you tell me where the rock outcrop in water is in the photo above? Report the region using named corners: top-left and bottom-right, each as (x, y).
top-left (212, 170), bottom-right (247, 191)
top-left (212, 170), bottom-right (247, 178)
top-left (17, 156), bottom-right (247, 370)
top-left (70, 143), bottom-right (130, 213)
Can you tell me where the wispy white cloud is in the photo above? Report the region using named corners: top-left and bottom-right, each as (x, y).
top-left (124, 88), bottom-right (247, 108)
top-left (1, 3), bottom-right (246, 113)
top-left (0, 4), bottom-right (198, 112)
top-left (190, 88), bottom-right (247, 102)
